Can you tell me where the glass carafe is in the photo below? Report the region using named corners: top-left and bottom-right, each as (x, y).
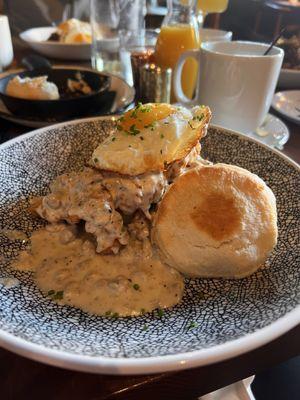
top-left (154, 0), bottom-right (200, 102)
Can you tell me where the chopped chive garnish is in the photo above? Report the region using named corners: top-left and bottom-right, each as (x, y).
top-left (47, 290), bottom-right (55, 296)
top-left (187, 321), bottom-right (198, 330)
top-left (157, 308), bottom-right (164, 318)
top-left (142, 324), bottom-right (148, 331)
top-left (112, 137), bottom-right (116, 141)
top-left (53, 290), bottom-right (64, 300)
top-left (192, 114), bottom-right (204, 121)
top-left (133, 283), bottom-right (140, 291)
top-left (160, 133), bottom-right (164, 139)
top-left (188, 121), bottom-right (196, 130)
top-left (93, 158), bottom-right (98, 163)
top-left (129, 124), bottom-right (140, 136)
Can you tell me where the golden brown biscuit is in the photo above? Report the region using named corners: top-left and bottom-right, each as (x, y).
top-left (152, 164), bottom-right (278, 278)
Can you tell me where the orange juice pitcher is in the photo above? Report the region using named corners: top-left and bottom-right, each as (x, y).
top-left (154, 0), bottom-right (200, 102)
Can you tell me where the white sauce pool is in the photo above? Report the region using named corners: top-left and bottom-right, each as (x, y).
top-left (13, 224), bottom-right (184, 317)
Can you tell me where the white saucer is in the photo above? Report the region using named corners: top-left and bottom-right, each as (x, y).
top-left (0, 68), bottom-right (134, 128)
top-left (247, 113), bottom-right (290, 150)
top-left (272, 91), bottom-right (300, 125)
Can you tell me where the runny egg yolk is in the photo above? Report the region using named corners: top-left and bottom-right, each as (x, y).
top-left (118, 103), bottom-right (175, 133)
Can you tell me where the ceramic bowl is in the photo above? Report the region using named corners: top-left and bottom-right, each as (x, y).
top-left (0, 117), bottom-right (299, 374)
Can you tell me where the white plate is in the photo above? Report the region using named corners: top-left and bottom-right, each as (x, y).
top-left (20, 27), bottom-right (91, 61)
top-left (247, 113), bottom-right (290, 150)
top-left (278, 68), bottom-right (300, 90)
top-left (0, 67), bottom-right (135, 128)
top-left (272, 90), bottom-right (300, 125)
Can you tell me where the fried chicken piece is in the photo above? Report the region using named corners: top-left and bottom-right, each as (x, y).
top-left (34, 168), bottom-right (128, 253)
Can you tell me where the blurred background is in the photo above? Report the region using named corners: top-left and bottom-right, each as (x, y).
top-left (2, 0), bottom-right (300, 40)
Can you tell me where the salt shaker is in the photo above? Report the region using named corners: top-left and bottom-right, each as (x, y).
top-left (139, 63), bottom-right (172, 103)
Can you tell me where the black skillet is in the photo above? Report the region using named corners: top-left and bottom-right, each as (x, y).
top-left (0, 55), bottom-right (116, 121)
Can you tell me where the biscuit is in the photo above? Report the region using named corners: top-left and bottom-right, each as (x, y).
top-left (152, 164), bottom-right (278, 278)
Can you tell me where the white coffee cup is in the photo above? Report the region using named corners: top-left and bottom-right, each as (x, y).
top-left (0, 15), bottom-right (14, 70)
top-left (200, 28), bottom-right (232, 43)
top-left (174, 41), bottom-right (284, 133)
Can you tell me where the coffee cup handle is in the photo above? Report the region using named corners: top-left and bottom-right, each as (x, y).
top-left (173, 49), bottom-right (200, 106)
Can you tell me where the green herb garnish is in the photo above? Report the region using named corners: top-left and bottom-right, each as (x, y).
top-left (142, 324), bottom-right (148, 331)
top-left (47, 290), bottom-right (63, 300)
top-left (128, 124), bottom-right (140, 136)
top-left (53, 290), bottom-right (64, 300)
top-left (188, 121), bottom-right (196, 130)
top-left (187, 321), bottom-right (198, 330)
top-left (157, 308), bottom-right (164, 318)
top-left (133, 283), bottom-right (140, 291)
top-left (192, 114), bottom-right (204, 122)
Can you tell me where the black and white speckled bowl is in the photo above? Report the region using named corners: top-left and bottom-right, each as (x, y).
top-left (0, 117), bottom-right (299, 375)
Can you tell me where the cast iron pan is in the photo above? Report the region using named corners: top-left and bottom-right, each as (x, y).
top-left (0, 55), bottom-right (116, 121)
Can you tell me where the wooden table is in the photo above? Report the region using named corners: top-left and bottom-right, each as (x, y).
top-left (0, 44), bottom-right (300, 399)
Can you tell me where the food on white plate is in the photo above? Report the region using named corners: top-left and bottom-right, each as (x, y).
top-left (152, 164), bottom-right (278, 278)
top-left (48, 18), bottom-right (92, 44)
top-left (12, 103), bottom-right (277, 317)
top-left (6, 75), bottom-right (60, 100)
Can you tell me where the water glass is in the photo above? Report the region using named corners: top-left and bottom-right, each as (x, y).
top-left (90, 0), bottom-right (146, 76)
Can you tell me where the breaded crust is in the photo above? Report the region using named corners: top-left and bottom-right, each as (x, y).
top-left (152, 164), bottom-right (278, 278)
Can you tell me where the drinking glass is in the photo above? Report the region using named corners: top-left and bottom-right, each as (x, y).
top-left (90, 0), bottom-right (146, 76)
top-left (119, 29), bottom-right (158, 86)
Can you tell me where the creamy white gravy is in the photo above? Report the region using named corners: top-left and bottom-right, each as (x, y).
top-left (13, 224), bottom-right (184, 317)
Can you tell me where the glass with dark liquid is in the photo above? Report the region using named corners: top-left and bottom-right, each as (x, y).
top-left (130, 49), bottom-right (155, 100)
top-left (119, 29), bottom-right (158, 91)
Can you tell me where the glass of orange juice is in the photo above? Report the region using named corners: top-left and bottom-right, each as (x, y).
top-left (197, 0), bottom-right (229, 26)
top-left (154, 0), bottom-right (200, 102)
